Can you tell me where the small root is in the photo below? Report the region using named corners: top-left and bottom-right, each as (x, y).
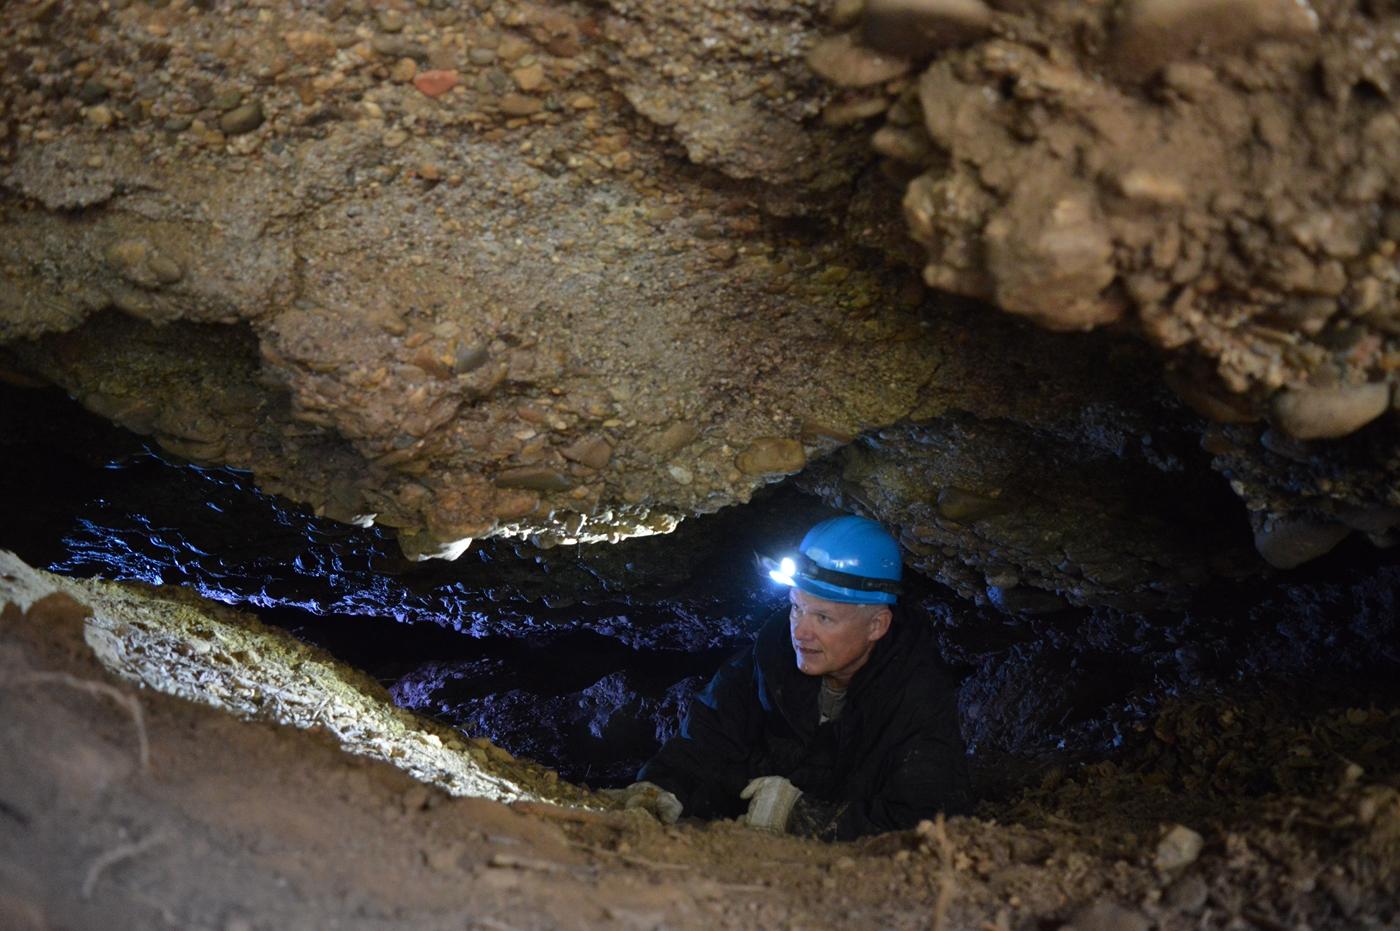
top-left (82, 829), bottom-right (168, 899)
top-left (930, 814), bottom-right (956, 931)
top-left (1, 670), bottom-right (150, 771)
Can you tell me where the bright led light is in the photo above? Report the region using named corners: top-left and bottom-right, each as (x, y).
top-left (768, 556), bottom-right (797, 587)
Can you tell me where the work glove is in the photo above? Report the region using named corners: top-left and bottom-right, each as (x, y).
top-left (601, 781), bottom-right (683, 825)
top-left (739, 775), bottom-right (802, 834)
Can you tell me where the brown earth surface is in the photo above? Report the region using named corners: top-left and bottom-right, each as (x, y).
top-left (3, 554), bottom-right (1398, 931)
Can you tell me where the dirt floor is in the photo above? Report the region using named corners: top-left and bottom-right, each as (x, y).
top-left (3, 555), bottom-right (1398, 930)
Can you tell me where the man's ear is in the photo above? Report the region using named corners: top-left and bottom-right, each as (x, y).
top-left (867, 606), bottom-right (893, 643)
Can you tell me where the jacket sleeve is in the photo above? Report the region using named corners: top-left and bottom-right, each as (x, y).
top-left (795, 691), bottom-right (972, 841)
top-left (636, 644), bottom-right (763, 820)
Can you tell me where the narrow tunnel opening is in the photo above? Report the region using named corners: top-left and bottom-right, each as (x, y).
top-left (3, 379), bottom-right (1399, 817)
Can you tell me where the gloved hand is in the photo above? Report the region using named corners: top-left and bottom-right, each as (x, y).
top-left (600, 781), bottom-right (683, 825)
top-left (740, 775), bottom-right (802, 833)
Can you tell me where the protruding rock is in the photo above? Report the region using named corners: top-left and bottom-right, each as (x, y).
top-left (1254, 517), bottom-right (1350, 569)
top-left (104, 238), bottom-right (184, 289)
top-left (862, 0), bottom-right (993, 59)
top-left (649, 422), bottom-right (699, 457)
top-left (1163, 370), bottom-right (1258, 424)
top-left (735, 438), bottom-right (806, 475)
top-left (414, 69), bottom-right (460, 98)
top-left (1271, 383), bottom-right (1390, 440)
top-left (561, 436), bottom-right (613, 470)
top-left (985, 183), bottom-right (1120, 331)
top-left (807, 31), bottom-right (912, 88)
top-left (1154, 824), bottom-right (1204, 872)
top-left (494, 466), bottom-right (574, 491)
top-left (1112, 0), bottom-right (1320, 81)
top-left (219, 102), bottom-right (264, 135)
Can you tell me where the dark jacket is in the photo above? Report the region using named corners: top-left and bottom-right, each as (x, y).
top-left (638, 605), bottom-right (972, 840)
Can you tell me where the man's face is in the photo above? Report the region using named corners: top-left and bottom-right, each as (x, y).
top-left (788, 588), bottom-right (891, 687)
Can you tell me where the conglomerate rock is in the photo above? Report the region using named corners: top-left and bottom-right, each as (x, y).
top-left (820, 0), bottom-right (1400, 554)
top-left (1, 0), bottom-right (1397, 601)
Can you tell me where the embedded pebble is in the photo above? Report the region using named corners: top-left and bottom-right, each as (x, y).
top-left (862, 0), bottom-right (993, 59)
top-left (561, 436), bottom-right (613, 470)
top-left (651, 423), bottom-right (699, 457)
top-left (1271, 383), bottom-right (1390, 440)
top-left (806, 31), bottom-right (912, 88)
top-left (512, 64), bottom-right (546, 92)
top-left (1164, 873), bottom-right (1210, 912)
top-left (1113, 0), bottom-right (1319, 80)
top-left (499, 94), bottom-right (543, 117)
top-left (414, 69), bottom-right (460, 98)
top-left (1154, 824), bottom-right (1204, 872)
top-left (219, 102), bottom-right (264, 136)
top-left (1254, 518), bottom-right (1351, 570)
top-left (735, 438), bottom-right (806, 475)
top-left (493, 466), bottom-right (573, 491)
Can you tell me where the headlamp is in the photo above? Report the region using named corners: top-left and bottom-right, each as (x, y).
top-left (754, 551), bottom-right (902, 596)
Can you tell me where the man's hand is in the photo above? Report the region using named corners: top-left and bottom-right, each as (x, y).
top-left (601, 781), bottom-right (683, 824)
top-left (740, 776), bottom-right (802, 833)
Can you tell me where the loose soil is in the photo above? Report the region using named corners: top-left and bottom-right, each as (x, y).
top-left (3, 554), bottom-right (1397, 930)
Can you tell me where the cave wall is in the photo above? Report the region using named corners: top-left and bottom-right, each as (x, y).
top-left (2, 0), bottom-right (1398, 610)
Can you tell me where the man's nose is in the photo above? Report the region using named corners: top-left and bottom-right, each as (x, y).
top-left (792, 614), bottom-right (814, 640)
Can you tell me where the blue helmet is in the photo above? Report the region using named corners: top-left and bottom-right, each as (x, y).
top-left (762, 515), bottom-right (903, 605)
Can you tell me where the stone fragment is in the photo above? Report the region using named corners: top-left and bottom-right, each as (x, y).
top-left (500, 93), bottom-right (543, 117)
top-left (1253, 518), bottom-right (1351, 569)
top-left (650, 422), bottom-right (699, 457)
top-left (862, 0), bottom-right (993, 59)
top-left (735, 438), bottom-right (806, 475)
top-left (1163, 370), bottom-right (1258, 424)
top-left (77, 80), bottom-right (109, 104)
top-left (391, 57), bottom-right (419, 82)
top-left (807, 31), bottom-right (912, 88)
top-left (1164, 873), bottom-right (1209, 912)
top-left (831, 0), bottom-right (867, 27)
top-left (561, 436), bottom-right (613, 470)
top-left (104, 238), bottom-right (183, 288)
top-left (512, 63), bottom-right (546, 92)
top-left (414, 69), bottom-right (460, 98)
top-left (494, 466), bottom-right (573, 491)
top-left (1117, 169), bottom-right (1187, 207)
top-left (985, 183), bottom-right (1120, 331)
top-left (454, 345), bottom-right (490, 374)
top-left (219, 102), bottom-right (264, 135)
top-left (822, 96), bottom-right (890, 126)
top-left (1271, 383), bottom-right (1390, 440)
top-left (497, 34), bottom-right (530, 63)
top-left (1112, 0), bottom-right (1320, 80)
top-left (377, 9), bottom-right (405, 33)
top-left (283, 30), bottom-right (337, 62)
top-left (86, 105), bottom-right (114, 128)
top-left (1064, 900), bottom-right (1151, 931)
top-left (1154, 824), bottom-right (1204, 872)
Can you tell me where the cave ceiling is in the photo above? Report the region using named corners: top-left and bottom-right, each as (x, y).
top-left (2, 0), bottom-right (1398, 613)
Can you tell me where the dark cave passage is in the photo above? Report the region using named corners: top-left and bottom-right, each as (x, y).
top-left (3, 382), bottom-right (1399, 803)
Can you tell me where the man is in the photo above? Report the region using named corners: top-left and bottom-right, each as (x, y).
top-left (617, 515), bottom-right (972, 840)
